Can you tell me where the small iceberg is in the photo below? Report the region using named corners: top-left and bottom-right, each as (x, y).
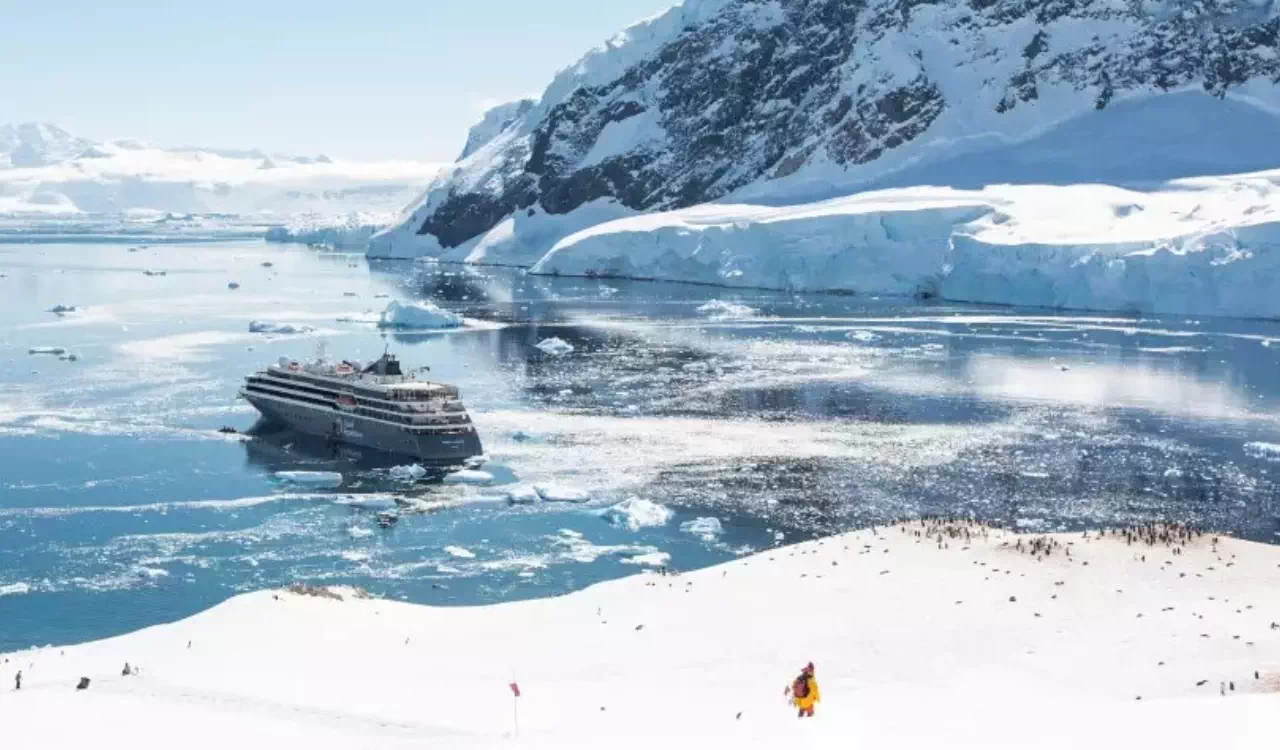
top-left (534, 484), bottom-right (590, 503)
top-left (0, 582), bottom-right (31, 597)
top-left (846, 330), bottom-right (881, 343)
top-left (273, 471), bottom-right (343, 488)
top-left (621, 551), bottom-right (671, 567)
top-left (535, 337), bottom-right (575, 356)
top-left (249, 320), bottom-right (316, 335)
top-left (444, 469), bottom-right (494, 486)
top-left (28, 346), bottom-right (68, 356)
top-left (444, 545), bottom-right (476, 559)
top-left (696, 300), bottom-right (757, 320)
top-left (377, 300), bottom-right (462, 330)
top-left (601, 497), bottom-right (674, 531)
top-left (504, 485), bottom-right (541, 505)
top-left (1245, 442), bottom-right (1280, 461)
top-left (388, 464), bottom-right (428, 481)
top-left (680, 517), bottom-right (724, 542)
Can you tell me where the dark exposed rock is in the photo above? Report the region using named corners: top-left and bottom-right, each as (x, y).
top-left (403, 0), bottom-right (1280, 252)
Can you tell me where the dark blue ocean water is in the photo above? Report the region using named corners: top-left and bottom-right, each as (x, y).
top-left (2, 240), bottom-right (1279, 651)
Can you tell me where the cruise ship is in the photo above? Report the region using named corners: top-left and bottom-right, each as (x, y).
top-left (239, 351), bottom-right (483, 464)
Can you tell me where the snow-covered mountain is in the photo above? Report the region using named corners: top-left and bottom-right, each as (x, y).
top-left (370, 0), bottom-right (1280, 269)
top-left (0, 122), bottom-right (442, 219)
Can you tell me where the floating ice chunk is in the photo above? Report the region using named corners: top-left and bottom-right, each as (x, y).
top-left (388, 464), bottom-right (428, 481)
top-left (436, 564), bottom-right (462, 574)
top-left (1245, 442), bottom-right (1280, 461)
top-left (28, 346), bottom-right (67, 355)
top-left (273, 471), bottom-right (343, 487)
top-left (444, 469), bottom-right (494, 486)
top-left (333, 494), bottom-right (397, 510)
top-left (846, 330), bottom-right (881, 343)
top-left (377, 300), bottom-right (462, 330)
top-left (504, 485), bottom-right (542, 504)
top-left (535, 337), bottom-right (575, 356)
top-left (444, 545), bottom-right (476, 559)
top-left (601, 497), bottom-right (674, 531)
top-left (347, 526), bottom-right (374, 539)
top-left (47, 304), bottom-right (79, 314)
top-left (696, 300), bottom-right (757, 319)
top-left (535, 484), bottom-right (590, 503)
top-left (622, 551), bottom-right (671, 567)
top-left (340, 550), bottom-right (371, 563)
top-left (134, 566), bottom-right (169, 579)
top-left (680, 517), bottom-right (724, 542)
top-left (249, 320), bottom-right (316, 335)
top-left (0, 582), bottom-right (31, 596)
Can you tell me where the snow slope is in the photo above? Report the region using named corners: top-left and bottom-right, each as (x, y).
top-left (534, 168), bottom-right (1280, 318)
top-left (4, 521), bottom-right (1277, 749)
top-left (0, 122), bottom-right (442, 219)
top-left (372, 0), bottom-right (1280, 266)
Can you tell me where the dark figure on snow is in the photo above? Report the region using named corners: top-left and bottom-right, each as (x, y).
top-left (788, 662), bottom-right (820, 718)
top-left (14, 670), bottom-right (21, 691)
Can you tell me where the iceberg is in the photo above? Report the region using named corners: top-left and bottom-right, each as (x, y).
top-left (272, 471), bottom-right (343, 488)
top-left (388, 464), bottom-right (428, 481)
top-left (534, 337), bottom-right (575, 356)
top-left (601, 497), bottom-right (674, 531)
top-left (332, 494), bottom-right (398, 511)
top-left (376, 300), bottom-right (462, 330)
top-left (679, 516), bottom-right (724, 542)
top-left (444, 545), bottom-right (476, 559)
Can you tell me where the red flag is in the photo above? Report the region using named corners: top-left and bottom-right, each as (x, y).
top-left (509, 682), bottom-right (521, 698)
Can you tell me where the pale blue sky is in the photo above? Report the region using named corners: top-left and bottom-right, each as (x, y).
top-left (2, 0), bottom-right (677, 161)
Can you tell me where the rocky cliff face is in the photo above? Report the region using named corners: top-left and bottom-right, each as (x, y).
top-left (372, 0), bottom-right (1280, 261)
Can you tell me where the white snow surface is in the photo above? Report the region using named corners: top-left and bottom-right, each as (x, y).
top-left (265, 211), bottom-right (396, 248)
top-left (376, 300), bottom-right (463, 330)
top-left (5, 524), bottom-right (1279, 749)
top-left (533, 170), bottom-right (1280, 318)
top-left (0, 123), bottom-right (442, 219)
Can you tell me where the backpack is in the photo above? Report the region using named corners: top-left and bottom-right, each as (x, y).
top-left (792, 675), bottom-right (809, 699)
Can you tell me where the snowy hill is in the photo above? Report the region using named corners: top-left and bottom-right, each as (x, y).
top-left (5, 522), bottom-right (1278, 748)
top-left (369, 0), bottom-right (1280, 317)
top-left (0, 122), bottom-right (442, 219)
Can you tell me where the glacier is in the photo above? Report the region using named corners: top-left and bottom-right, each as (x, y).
top-left (533, 170), bottom-right (1280, 318)
top-left (368, 0), bottom-right (1280, 319)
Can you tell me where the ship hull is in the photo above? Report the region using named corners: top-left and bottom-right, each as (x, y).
top-left (244, 392), bottom-right (483, 465)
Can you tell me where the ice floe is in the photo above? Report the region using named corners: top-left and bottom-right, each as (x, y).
top-left (695, 300), bottom-right (758, 319)
top-left (444, 545), bottom-right (476, 559)
top-left (0, 582), bottom-right (31, 596)
top-left (249, 320), bottom-right (317, 335)
top-left (272, 471), bottom-right (343, 488)
top-left (621, 551), bottom-right (672, 567)
top-left (1244, 442), bottom-right (1280, 461)
top-left (504, 485), bottom-right (542, 504)
top-left (443, 469), bottom-right (494, 486)
top-left (332, 494), bottom-right (398, 511)
top-left (534, 484), bottom-right (590, 503)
